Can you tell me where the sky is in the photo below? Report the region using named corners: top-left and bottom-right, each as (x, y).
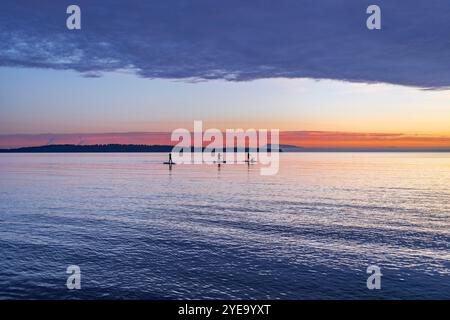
top-left (1, 1), bottom-right (450, 148)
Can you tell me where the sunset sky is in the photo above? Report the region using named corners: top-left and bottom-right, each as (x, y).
top-left (1, 1), bottom-right (450, 149)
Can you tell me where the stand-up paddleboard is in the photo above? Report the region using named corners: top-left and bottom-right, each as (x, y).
top-left (214, 153), bottom-right (226, 164)
top-left (164, 153), bottom-right (175, 165)
top-left (244, 152), bottom-right (256, 164)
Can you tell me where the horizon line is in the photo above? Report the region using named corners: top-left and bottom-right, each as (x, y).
top-left (3, 143), bottom-right (450, 153)
top-left (1, 130), bottom-right (450, 149)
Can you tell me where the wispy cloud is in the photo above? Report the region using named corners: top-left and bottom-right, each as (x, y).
top-left (0, 132), bottom-right (173, 149)
top-left (280, 132), bottom-right (450, 148)
top-left (1, 1), bottom-right (450, 88)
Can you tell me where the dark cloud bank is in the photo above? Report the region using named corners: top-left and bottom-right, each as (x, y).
top-left (1, 0), bottom-right (450, 88)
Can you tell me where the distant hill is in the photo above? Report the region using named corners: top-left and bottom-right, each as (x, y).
top-left (0, 144), bottom-right (281, 153)
top-left (0, 144), bottom-right (449, 153)
top-left (0, 144), bottom-right (175, 153)
top-left (277, 144), bottom-right (305, 152)
top-left (278, 146), bottom-right (450, 152)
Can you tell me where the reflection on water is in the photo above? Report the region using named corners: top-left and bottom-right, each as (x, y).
top-left (0, 153), bottom-right (449, 299)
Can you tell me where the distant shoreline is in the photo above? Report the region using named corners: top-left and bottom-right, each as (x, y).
top-left (1, 144), bottom-right (450, 153)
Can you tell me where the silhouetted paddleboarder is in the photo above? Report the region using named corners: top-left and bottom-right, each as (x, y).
top-left (164, 153), bottom-right (175, 165)
top-left (245, 152), bottom-right (255, 165)
top-left (246, 152), bottom-right (251, 164)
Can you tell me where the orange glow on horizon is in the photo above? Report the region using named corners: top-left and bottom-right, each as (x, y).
top-left (279, 132), bottom-right (450, 148)
top-left (1, 131), bottom-right (450, 149)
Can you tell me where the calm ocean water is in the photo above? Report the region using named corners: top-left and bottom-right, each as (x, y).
top-left (0, 153), bottom-right (449, 299)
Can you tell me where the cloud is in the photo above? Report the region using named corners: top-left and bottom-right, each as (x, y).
top-left (1, 0), bottom-right (450, 88)
top-left (0, 132), bottom-right (173, 148)
top-left (280, 131), bottom-right (450, 148)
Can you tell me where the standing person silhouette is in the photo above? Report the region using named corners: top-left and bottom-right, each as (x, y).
top-left (168, 153), bottom-right (173, 165)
